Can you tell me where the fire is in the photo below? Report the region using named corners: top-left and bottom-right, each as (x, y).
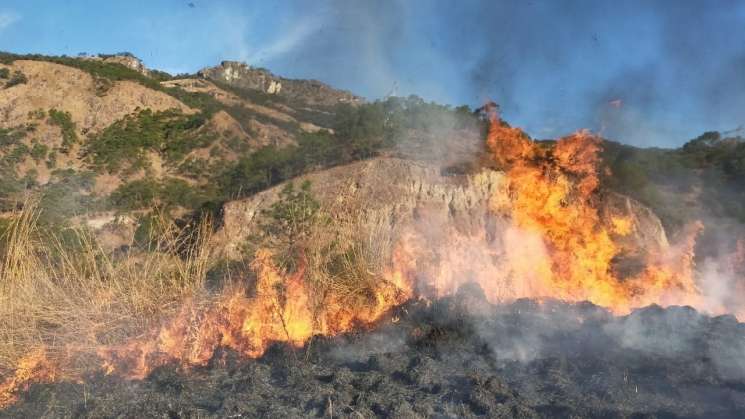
top-left (0, 349), bottom-right (57, 408)
top-left (1, 105), bottom-right (742, 408)
top-left (386, 108), bottom-right (711, 316)
top-left (0, 249), bottom-right (412, 406)
top-left (96, 249), bottom-right (412, 379)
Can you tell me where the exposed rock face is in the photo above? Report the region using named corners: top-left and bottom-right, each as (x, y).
top-left (216, 157), bottom-right (669, 267)
top-left (84, 54), bottom-right (151, 76)
top-left (199, 61), bottom-right (362, 107)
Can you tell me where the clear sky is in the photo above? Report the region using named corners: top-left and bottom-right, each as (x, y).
top-left (1, 0), bottom-right (744, 147)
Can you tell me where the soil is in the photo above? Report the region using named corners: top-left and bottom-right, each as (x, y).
top-left (3, 287), bottom-right (745, 418)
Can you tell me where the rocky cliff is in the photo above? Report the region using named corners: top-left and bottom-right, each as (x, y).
top-left (199, 61), bottom-right (362, 107)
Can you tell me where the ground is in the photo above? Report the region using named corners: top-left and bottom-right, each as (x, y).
top-left (4, 289), bottom-right (745, 418)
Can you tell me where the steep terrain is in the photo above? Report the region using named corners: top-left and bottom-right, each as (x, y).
top-left (1, 51), bottom-right (745, 418)
top-left (0, 52), bottom-right (372, 244)
top-left (216, 157), bottom-right (669, 275)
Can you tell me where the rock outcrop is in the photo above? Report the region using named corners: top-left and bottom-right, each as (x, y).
top-left (83, 54), bottom-right (151, 76)
top-left (199, 61), bottom-right (362, 107)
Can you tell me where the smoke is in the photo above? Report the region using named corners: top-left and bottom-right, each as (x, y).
top-left (258, 0), bottom-right (745, 147)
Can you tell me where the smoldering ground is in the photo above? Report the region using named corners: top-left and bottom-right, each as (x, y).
top-left (4, 288), bottom-right (745, 418)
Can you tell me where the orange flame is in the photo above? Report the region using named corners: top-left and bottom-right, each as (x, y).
top-left (386, 110), bottom-right (710, 316)
top-left (2, 108), bottom-right (743, 408)
top-left (96, 249), bottom-right (412, 380)
top-left (0, 350), bottom-right (57, 408)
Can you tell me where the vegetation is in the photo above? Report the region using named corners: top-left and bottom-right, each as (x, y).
top-left (602, 132), bottom-right (745, 258)
top-left (47, 109), bottom-right (78, 152)
top-left (4, 71), bottom-right (27, 88)
top-left (86, 109), bottom-right (214, 173)
top-left (0, 51), bottom-right (220, 114)
top-left (251, 181), bottom-right (320, 271)
top-left (0, 204), bottom-right (215, 377)
top-left (109, 178), bottom-right (216, 212)
top-left (219, 96), bottom-right (481, 200)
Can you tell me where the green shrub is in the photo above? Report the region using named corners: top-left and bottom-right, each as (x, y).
top-left (252, 180), bottom-right (320, 271)
top-left (87, 109), bottom-right (215, 173)
top-left (109, 179), bottom-right (159, 210)
top-left (30, 143), bottom-right (49, 162)
top-left (109, 177), bottom-right (214, 211)
top-left (47, 109), bottom-right (78, 152)
top-left (0, 127), bottom-right (25, 147)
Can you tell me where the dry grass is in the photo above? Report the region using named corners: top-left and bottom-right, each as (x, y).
top-left (0, 203), bottom-right (215, 376)
top-left (305, 209), bottom-right (398, 309)
top-left (0, 199), bottom-right (399, 380)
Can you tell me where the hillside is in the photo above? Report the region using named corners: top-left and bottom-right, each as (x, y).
top-left (2, 51), bottom-right (745, 418)
top-left (0, 51), bottom-right (742, 266)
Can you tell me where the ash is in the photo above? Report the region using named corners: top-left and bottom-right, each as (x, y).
top-left (4, 285), bottom-right (745, 419)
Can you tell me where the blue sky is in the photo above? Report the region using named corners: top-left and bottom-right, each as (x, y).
top-left (1, 0), bottom-right (744, 147)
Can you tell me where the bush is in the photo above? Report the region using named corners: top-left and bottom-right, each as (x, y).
top-left (109, 179), bottom-right (159, 210)
top-left (4, 71), bottom-right (27, 88)
top-left (87, 109), bottom-right (215, 174)
top-left (251, 180), bottom-right (320, 271)
top-left (47, 109), bottom-right (78, 152)
top-left (109, 178), bottom-right (214, 211)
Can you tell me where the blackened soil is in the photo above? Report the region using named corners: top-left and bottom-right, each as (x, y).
top-left (4, 289), bottom-right (745, 418)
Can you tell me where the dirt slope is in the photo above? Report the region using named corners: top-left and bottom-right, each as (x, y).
top-left (0, 60), bottom-right (192, 134)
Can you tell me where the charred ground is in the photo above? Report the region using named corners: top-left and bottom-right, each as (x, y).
top-left (4, 292), bottom-right (745, 419)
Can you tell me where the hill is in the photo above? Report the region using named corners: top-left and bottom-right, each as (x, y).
top-left (1, 51), bottom-right (745, 416)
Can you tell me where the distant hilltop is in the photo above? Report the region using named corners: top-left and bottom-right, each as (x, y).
top-left (198, 60), bottom-right (362, 107)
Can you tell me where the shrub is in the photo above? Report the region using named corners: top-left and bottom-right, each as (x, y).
top-left (109, 179), bottom-right (159, 210)
top-left (86, 109), bottom-right (214, 173)
top-left (250, 180), bottom-right (320, 271)
top-left (109, 178), bottom-right (214, 211)
top-left (30, 143), bottom-right (49, 162)
top-left (4, 71), bottom-right (27, 88)
top-left (47, 109), bottom-right (78, 152)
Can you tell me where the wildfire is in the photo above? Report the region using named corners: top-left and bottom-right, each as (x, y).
top-left (0, 349), bottom-right (57, 408)
top-left (95, 249), bottom-right (412, 380)
top-left (387, 108), bottom-right (710, 317)
top-left (1, 105), bottom-right (743, 409)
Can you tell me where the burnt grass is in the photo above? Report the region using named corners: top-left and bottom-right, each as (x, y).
top-left (4, 285), bottom-right (745, 419)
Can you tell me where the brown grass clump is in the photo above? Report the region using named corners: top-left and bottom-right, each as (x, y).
top-left (0, 198), bottom-right (401, 384)
top-left (305, 210), bottom-right (397, 306)
top-left (0, 203), bottom-right (215, 378)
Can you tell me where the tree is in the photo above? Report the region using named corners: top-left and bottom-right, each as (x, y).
top-left (252, 180), bottom-right (320, 272)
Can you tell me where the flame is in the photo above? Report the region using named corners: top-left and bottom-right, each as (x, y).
top-left (0, 350), bottom-right (57, 408)
top-left (95, 249), bottom-right (412, 380)
top-left (2, 106), bottom-right (743, 408)
top-left (386, 110), bottom-right (714, 317)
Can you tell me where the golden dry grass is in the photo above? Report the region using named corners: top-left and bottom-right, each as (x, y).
top-left (0, 203), bottom-right (215, 376)
top-left (304, 210), bottom-right (398, 309)
top-left (0, 201), bottom-right (397, 379)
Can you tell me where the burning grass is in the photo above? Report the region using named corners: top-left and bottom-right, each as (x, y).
top-left (2, 111), bottom-right (745, 411)
top-left (0, 205), bottom-right (214, 404)
top-left (0, 201), bottom-right (409, 407)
